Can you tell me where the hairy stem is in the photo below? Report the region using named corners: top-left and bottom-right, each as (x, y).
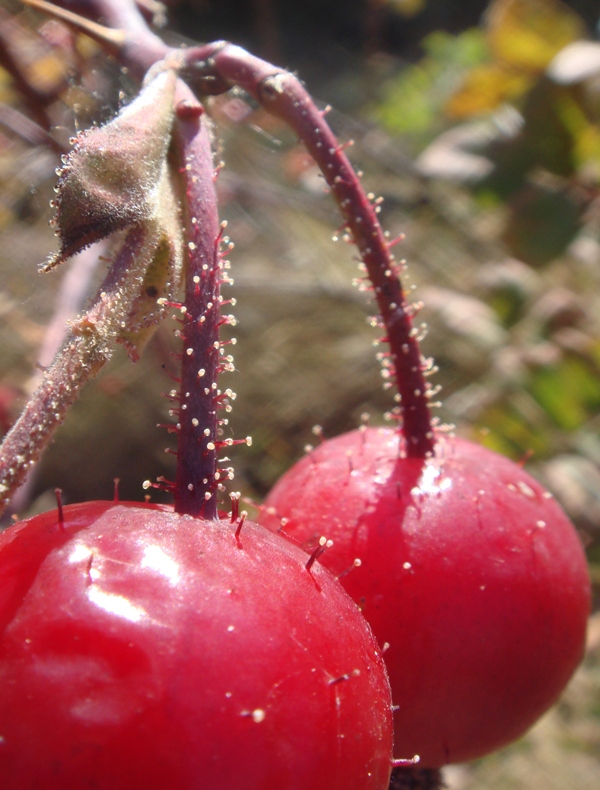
top-left (19, 0), bottom-right (435, 471)
top-left (5, 245), bottom-right (104, 519)
top-left (31, 0), bottom-right (436, 458)
top-left (185, 43), bottom-right (435, 457)
top-left (171, 83), bottom-right (223, 518)
top-left (0, 225), bottom-right (158, 516)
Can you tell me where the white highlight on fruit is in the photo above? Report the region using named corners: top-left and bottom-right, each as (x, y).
top-left (68, 543), bottom-right (101, 581)
top-left (410, 464), bottom-right (452, 497)
top-left (69, 543), bottom-right (93, 564)
top-left (518, 481), bottom-right (535, 499)
top-left (141, 544), bottom-right (180, 585)
top-left (87, 587), bottom-right (147, 623)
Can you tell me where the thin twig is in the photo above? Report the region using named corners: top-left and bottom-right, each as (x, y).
top-left (0, 225), bottom-right (159, 515)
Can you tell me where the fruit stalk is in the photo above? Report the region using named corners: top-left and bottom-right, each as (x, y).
top-left (183, 43), bottom-right (435, 457)
top-left (23, 1), bottom-right (437, 461)
top-left (171, 83), bottom-right (228, 518)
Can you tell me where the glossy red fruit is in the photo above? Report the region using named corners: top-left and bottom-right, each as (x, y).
top-left (261, 426), bottom-right (591, 767)
top-left (0, 500), bottom-right (393, 789)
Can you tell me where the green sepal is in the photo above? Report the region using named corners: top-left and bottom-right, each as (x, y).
top-left (44, 67), bottom-right (177, 271)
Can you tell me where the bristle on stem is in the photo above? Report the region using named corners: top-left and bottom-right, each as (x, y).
top-left (172, 82), bottom-right (233, 518)
top-left (194, 44), bottom-right (436, 458)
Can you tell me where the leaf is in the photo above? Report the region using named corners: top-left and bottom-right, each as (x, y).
top-left (486, 0), bottom-right (585, 74)
top-left (374, 29), bottom-right (487, 141)
top-left (376, 64), bottom-right (438, 137)
top-left (45, 67), bottom-right (177, 271)
top-left (502, 183), bottom-right (583, 266)
top-left (476, 399), bottom-right (550, 459)
top-left (529, 355), bottom-right (600, 430)
top-left (518, 79), bottom-right (577, 176)
top-left (445, 63), bottom-right (532, 118)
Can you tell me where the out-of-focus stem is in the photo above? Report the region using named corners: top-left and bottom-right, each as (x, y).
top-left (4, 244), bottom-right (104, 520)
top-left (0, 225), bottom-right (158, 516)
top-left (21, 0), bottom-right (169, 78)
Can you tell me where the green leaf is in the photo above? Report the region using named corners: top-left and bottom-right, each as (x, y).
top-left (374, 28), bottom-right (487, 142)
top-left (529, 356), bottom-right (600, 430)
top-left (502, 183), bottom-right (582, 266)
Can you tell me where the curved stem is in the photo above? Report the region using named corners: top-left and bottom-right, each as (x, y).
top-left (186, 43), bottom-right (435, 457)
top-left (0, 225), bottom-right (158, 516)
top-left (25, 0), bottom-right (436, 458)
top-left (18, 0), bottom-right (436, 475)
top-left (22, 0), bottom-right (169, 78)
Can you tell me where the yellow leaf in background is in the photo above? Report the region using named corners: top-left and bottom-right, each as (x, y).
top-left (552, 89), bottom-right (600, 170)
top-left (486, 0), bottom-right (585, 73)
top-left (445, 63), bottom-right (532, 117)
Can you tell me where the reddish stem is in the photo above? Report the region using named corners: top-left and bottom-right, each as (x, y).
top-left (22, 0), bottom-right (169, 78)
top-left (172, 82), bottom-right (222, 518)
top-left (21, 1), bottom-right (435, 464)
top-left (185, 44), bottom-right (435, 458)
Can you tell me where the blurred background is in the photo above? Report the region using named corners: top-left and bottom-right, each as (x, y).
top-left (0, 1), bottom-right (599, 786)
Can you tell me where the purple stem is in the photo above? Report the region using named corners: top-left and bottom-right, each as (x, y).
top-left (185, 44), bottom-right (435, 457)
top-left (21, 0), bottom-right (436, 466)
top-left (171, 82), bottom-right (223, 518)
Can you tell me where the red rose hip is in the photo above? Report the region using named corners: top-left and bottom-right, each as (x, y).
top-left (0, 500), bottom-right (394, 789)
top-left (261, 427), bottom-right (590, 766)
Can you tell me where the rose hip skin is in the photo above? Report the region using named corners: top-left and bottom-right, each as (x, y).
top-left (0, 501), bottom-right (393, 790)
top-left (261, 427), bottom-right (591, 767)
